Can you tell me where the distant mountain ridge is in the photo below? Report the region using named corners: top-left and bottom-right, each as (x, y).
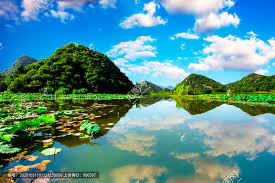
top-left (2, 56), bottom-right (37, 76)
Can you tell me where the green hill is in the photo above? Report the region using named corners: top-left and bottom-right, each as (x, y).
top-left (2, 56), bottom-right (37, 76)
top-left (172, 74), bottom-right (227, 95)
top-left (136, 81), bottom-right (165, 94)
top-left (3, 43), bottom-right (134, 94)
top-left (230, 73), bottom-right (275, 93)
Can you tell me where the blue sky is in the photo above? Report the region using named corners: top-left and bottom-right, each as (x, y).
top-left (0, 0), bottom-right (275, 87)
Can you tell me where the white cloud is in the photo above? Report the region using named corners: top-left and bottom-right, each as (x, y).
top-left (21, 0), bottom-right (41, 21)
top-left (144, 61), bottom-right (189, 80)
top-left (189, 119), bottom-right (275, 159)
top-left (273, 62), bottom-right (275, 67)
top-left (255, 69), bottom-right (268, 75)
top-left (113, 58), bottom-right (129, 67)
top-left (107, 36), bottom-right (157, 61)
top-left (99, 0), bottom-right (116, 8)
top-left (195, 12), bottom-right (240, 33)
top-left (170, 32), bottom-right (199, 40)
top-left (0, 0), bottom-right (19, 20)
top-left (110, 165), bottom-right (167, 183)
top-left (160, 0), bottom-right (235, 15)
top-left (120, 1), bottom-right (167, 29)
top-left (49, 10), bottom-right (75, 23)
top-left (189, 33), bottom-right (275, 71)
top-left (0, 43), bottom-right (3, 50)
top-left (109, 36), bottom-right (189, 81)
top-left (57, 0), bottom-right (90, 11)
top-left (128, 65), bottom-right (150, 74)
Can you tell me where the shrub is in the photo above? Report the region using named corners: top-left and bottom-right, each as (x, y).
top-left (55, 87), bottom-right (70, 94)
top-left (73, 88), bottom-right (88, 94)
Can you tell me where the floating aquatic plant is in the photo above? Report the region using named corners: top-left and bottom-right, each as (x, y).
top-left (40, 148), bottom-right (61, 156)
top-left (34, 107), bottom-right (48, 114)
top-left (80, 121), bottom-right (100, 134)
top-left (0, 142), bottom-right (21, 154)
top-left (38, 115), bottom-right (55, 124)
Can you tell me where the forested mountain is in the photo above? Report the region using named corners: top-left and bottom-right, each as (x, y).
top-left (172, 74), bottom-right (227, 95)
top-left (136, 81), bottom-right (169, 93)
top-left (2, 56), bottom-right (37, 76)
top-left (1, 43), bottom-right (134, 94)
top-left (230, 73), bottom-right (275, 92)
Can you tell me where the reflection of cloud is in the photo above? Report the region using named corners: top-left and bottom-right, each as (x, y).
top-left (167, 159), bottom-right (239, 183)
top-left (189, 119), bottom-right (275, 159)
top-left (112, 101), bottom-right (190, 132)
top-left (170, 152), bottom-right (199, 160)
top-left (110, 164), bottom-right (167, 183)
top-left (110, 133), bottom-right (156, 156)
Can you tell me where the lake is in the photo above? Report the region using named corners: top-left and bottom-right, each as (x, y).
top-left (1, 97), bottom-right (275, 183)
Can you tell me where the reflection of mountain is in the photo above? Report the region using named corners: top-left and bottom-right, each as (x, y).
top-left (173, 97), bottom-right (224, 115)
top-left (136, 96), bottom-right (165, 107)
top-left (231, 103), bottom-right (275, 116)
top-left (52, 99), bottom-right (134, 148)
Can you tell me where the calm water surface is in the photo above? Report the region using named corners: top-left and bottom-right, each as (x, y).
top-left (2, 97), bottom-right (275, 183)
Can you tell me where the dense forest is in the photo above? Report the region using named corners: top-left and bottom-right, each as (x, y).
top-left (172, 74), bottom-right (227, 95)
top-left (1, 44), bottom-right (274, 95)
top-left (230, 73), bottom-right (275, 93)
top-left (0, 43), bottom-right (134, 94)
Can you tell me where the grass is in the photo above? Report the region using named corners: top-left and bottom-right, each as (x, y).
top-left (0, 93), bottom-right (140, 102)
top-left (171, 94), bottom-right (275, 106)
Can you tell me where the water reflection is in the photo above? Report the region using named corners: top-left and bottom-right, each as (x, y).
top-left (2, 97), bottom-right (275, 183)
top-left (110, 165), bottom-right (167, 183)
top-left (173, 97), bottom-right (224, 115)
top-left (188, 118), bottom-right (275, 159)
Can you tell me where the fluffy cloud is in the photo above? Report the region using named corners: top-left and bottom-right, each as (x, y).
top-left (124, 61), bottom-right (189, 81)
top-left (170, 32), bottom-right (200, 40)
top-left (194, 12), bottom-right (240, 33)
top-left (49, 10), bottom-right (75, 23)
top-left (0, 0), bottom-right (19, 20)
top-left (166, 159), bottom-right (239, 183)
top-left (0, 43), bottom-right (3, 50)
top-left (255, 69), bottom-right (269, 75)
top-left (189, 33), bottom-right (275, 71)
top-left (120, 1), bottom-right (167, 29)
top-left (21, 0), bottom-right (41, 21)
top-left (170, 152), bottom-right (199, 160)
top-left (99, 0), bottom-right (116, 8)
top-left (109, 36), bottom-right (189, 81)
top-left (57, 0), bottom-right (93, 11)
top-left (160, 0), bottom-right (235, 15)
top-left (110, 165), bottom-right (167, 183)
top-left (21, 0), bottom-right (114, 22)
top-left (107, 36), bottom-right (157, 61)
top-left (109, 133), bottom-right (157, 156)
top-left (188, 119), bottom-right (275, 159)
top-left (146, 61), bottom-right (189, 80)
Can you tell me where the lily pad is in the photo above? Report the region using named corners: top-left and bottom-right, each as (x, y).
top-left (40, 148), bottom-right (61, 156)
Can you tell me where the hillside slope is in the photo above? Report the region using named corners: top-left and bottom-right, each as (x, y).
top-left (230, 73), bottom-right (275, 92)
top-left (2, 56), bottom-right (37, 76)
top-left (136, 81), bottom-right (165, 94)
top-left (4, 43), bottom-right (134, 94)
top-left (173, 74), bottom-right (227, 95)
